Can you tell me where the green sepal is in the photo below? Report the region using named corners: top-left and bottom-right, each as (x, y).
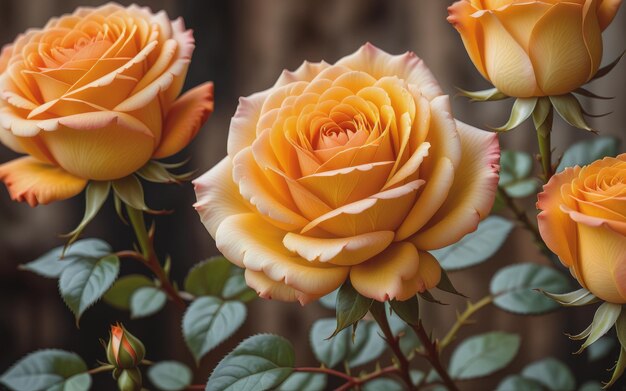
top-left (437, 269), bottom-right (466, 298)
top-left (532, 97), bottom-right (552, 137)
top-left (389, 295), bottom-right (420, 326)
top-left (549, 94), bottom-right (595, 132)
top-left (574, 87), bottom-right (613, 100)
top-left (591, 50), bottom-right (624, 81)
top-left (492, 98), bottom-right (537, 132)
top-left (62, 181), bottom-right (111, 247)
top-left (332, 281), bottom-right (372, 338)
top-left (456, 87), bottom-right (508, 102)
top-left (574, 303), bottom-right (621, 354)
top-left (117, 368), bottom-right (142, 391)
top-left (419, 290), bottom-right (446, 305)
top-left (604, 348), bottom-right (626, 389)
top-left (540, 288), bottom-right (599, 307)
top-left (112, 175), bottom-right (168, 215)
top-left (137, 160), bottom-right (195, 184)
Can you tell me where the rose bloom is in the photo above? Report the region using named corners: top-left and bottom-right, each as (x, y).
top-left (448, 0), bottom-right (622, 97)
top-left (0, 3), bottom-right (213, 206)
top-left (538, 155), bottom-right (626, 303)
top-left (195, 44), bottom-right (500, 304)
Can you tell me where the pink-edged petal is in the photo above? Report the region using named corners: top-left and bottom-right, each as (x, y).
top-left (245, 270), bottom-right (321, 305)
top-left (227, 90), bottom-right (272, 158)
top-left (273, 60), bottom-right (331, 88)
top-left (447, 0), bottom-right (489, 79)
top-left (215, 213), bottom-right (348, 296)
top-left (283, 230), bottom-right (395, 266)
top-left (193, 156), bottom-right (251, 238)
top-left (0, 156), bottom-right (87, 206)
top-left (336, 43), bottom-right (443, 101)
top-left (410, 121), bottom-right (500, 250)
top-left (152, 82), bottom-right (214, 158)
top-left (537, 166), bottom-right (582, 268)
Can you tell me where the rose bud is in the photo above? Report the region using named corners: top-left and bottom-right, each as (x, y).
top-left (537, 154), bottom-right (626, 303)
top-left (448, 0), bottom-right (622, 97)
top-left (106, 323), bottom-right (145, 369)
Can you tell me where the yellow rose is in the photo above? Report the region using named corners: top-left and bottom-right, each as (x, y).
top-left (448, 0), bottom-right (622, 97)
top-left (538, 155), bottom-right (626, 303)
top-left (194, 44), bottom-right (500, 303)
top-left (0, 3), bottom-right (214, 206)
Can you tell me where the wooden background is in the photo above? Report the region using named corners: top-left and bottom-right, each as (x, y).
top-left (0, 1), bottom-right (624, 389)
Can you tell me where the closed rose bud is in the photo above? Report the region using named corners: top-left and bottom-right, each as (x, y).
top-left (448, 0), bottom-right (623, 97)
top-left (106, 324), bottom-right (145, 369)
top-left (117, 368), bottom-right (142, 391)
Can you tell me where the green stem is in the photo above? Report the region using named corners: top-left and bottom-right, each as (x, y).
top-left (536, 105), bottom-right (554, 182)
top-left (370, 302), bottom-right (417, 391)
top-left (439, 296), bottom-right (493, 352)
top-left (125, 205), bottom-right (186, 310)
top-left (411, 323), bottom-right (460, 391)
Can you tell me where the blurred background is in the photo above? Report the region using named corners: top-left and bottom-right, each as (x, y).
top-left (0, 1), bottom-right (624, 390)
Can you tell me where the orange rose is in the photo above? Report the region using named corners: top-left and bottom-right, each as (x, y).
top-left (448, 0), bottom-right (622, 97)
top-left (0, 3), bottom-right (213, 206)
top-left (538, 154), bottom-right (626, 303)
top-left (194, 44), bottom-right (500, 304)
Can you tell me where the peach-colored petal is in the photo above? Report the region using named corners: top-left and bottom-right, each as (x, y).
top-left (273, 60), bottom-right (330, 88)
top-left (416, 251), bottom-right (442, 290)
top-left (475, 9), bottom-right (541, 97)
top-left (537, 166), bottom-right (582, 268)
top-left (227, 90), bottom-right (272, 158)
top-left (336, 43), bottom-right (443, 101)
top-left (598, 0), bottom-right (622, 30)
top-left (215, 213), bottom-right (348, 296)
top-left (194, 157), bottom-right (251, 237)
top-left (245, 269), bottom-right (321, 305)
top-left (490, 2), bottom-right (551, 51)
top-left (562, 205), bottom-right (626, 237)
top-left (283, 230), bottom-right (394, 266)
top-left (528, 2), bottom-right (595, 95)
top-left (0, 127), bottom-right (25, 153)
top-left (447, 0), bottom-right (489, 79)
top-left (350, 241), bottom-right (422, 301)
top-left (153, 82), bottom-right (213, 158)
top-left (0, 156), bottom-right (87, 206)
top-left (410, 121), bottom-right (500, 250)
top-left (301, 180), bottom-right (424, 237)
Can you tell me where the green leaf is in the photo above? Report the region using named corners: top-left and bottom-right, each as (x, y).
top-left (493, 98), bottom-right (537, 132)
top-left (103, 274), bottom-right (154, 310)
top-left (334, 282), bottom-right (373, 336)
top-left (457, 87), bottom-right (508, 102)
top-left (0, 350), bottom-right (90, 391)
top-left (20, 239), bottom-right (111, 278)
top-left (363, 378), bottom-right (404, 391)
top-left (147, 361), bottom-right (192, 391)
top-left (557, 137), bottom-right (620, 172)
top-left (432, 216), bottom-right (514, 271)
top-left (184, 257), bottom-right (231, 297)
top-left (318, 289), bottom-right (338, 310)
top-left (183, 296), bottom-right (247, 363)
top-left (390, 296), bottom-right (420, 326)
top-left (496, 375), bottom-right (543, 391)
top-left (521, 358), bottom-right (575, 391)
top-left (63, 181), bottom-right (111, 246)
top-left (588, 337), bottom-right (616, 362)
top-left (222, 273), bottom-right (257, 302)
top-left (498, 149), bottom-right (539, 198)
top-left (540, 288), bottom-right (599, 307)
top-left (277, 373), bottom-right (326, 391)
top-left (112, 175), bottom-right (163, 214)
top-left (576, 303), bottom-right (622, 354)
top-left (310, 318), bottom-right (350, 367)
top-left (347, 320), bottom-right (386, 367)
top-left (206, 334), bottom-right (294, 391)
top-left (130, 286), bottom-right (167, 319)
top-left (490, 263), bottom-right (571, 314)
top-left (550, 94), bottom-right (594, 132)
top-left (59, 254), bottom-right (120, 323)
top-left (448, 332), bottom-right (520, 379)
